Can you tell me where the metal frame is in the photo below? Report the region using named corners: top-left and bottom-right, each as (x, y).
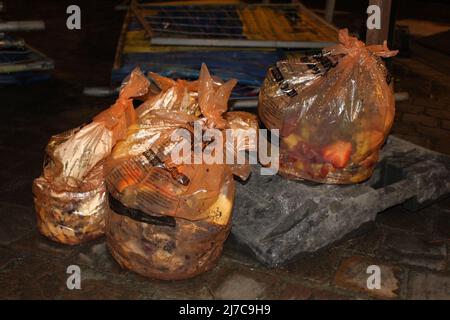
top-left (143, 2), bottom-right (338, 49)
top-left (151, 37), bottom-right (335, 48)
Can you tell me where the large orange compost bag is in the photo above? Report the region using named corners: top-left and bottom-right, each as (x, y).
top-left (33, 68), bottom-right (149, 244)
top-left (105, 64), bottom-right (258, 280)
top-left (259, 29), bottom-right (398, 184)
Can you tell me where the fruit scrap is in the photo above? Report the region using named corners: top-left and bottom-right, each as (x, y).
top-left (321, 140), bottom-right (352, 169)
top-left (353, 130), bottom-right (384, 162)
top-left (320, 163), bottom-right (334, 177)
top-left (283, 133), bottom-right (301, 149)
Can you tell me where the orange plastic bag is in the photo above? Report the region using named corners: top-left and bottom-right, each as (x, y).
top-left (33, 68), bottom-right (149, 245)
top-left (259, 29), bottom-right (398, 184)
top-left (105, 64), bottom-right (258, 280)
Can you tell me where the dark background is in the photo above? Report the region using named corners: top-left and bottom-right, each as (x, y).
top-left (0, 0), bottom-right (449, 300)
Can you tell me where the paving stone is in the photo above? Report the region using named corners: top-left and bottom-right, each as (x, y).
top-left (433, 140), bottom-right (450, 155)
top-left (335, 224), bottom-right (384, 257)
top-left (50, 267), bottom-right (144, 300)
top-left (382, 231), bottom-right (446, 258)
top-left (417, 126), bottom-right (450, 141)
top-left (274, 282), bottom-right (314, 300)
top-left (275, 282), bottom-right (354, 300)
top-left (309, 288), bottom-right (356, 300)
top-left (143, 271), bottom-right (218, 300)
top-left (390, 255), bottom-right (446, 271)
top-left (57, 278), bottom-right (143, 300)
top-left (395, 102), bottom-right (425, 115)
top-left (376, 205), bottom-right (433, 235)
top-left (0, 255), bottom-right (66, 299)
top-left (214, 274), bottom-right (267, 300)
top-left (380, 231), bottom-right (447, 271)
top-left (391, 122), bottom-right (418, 136)
top-left (282, 248), bottom-right (342, 285)
top-left (208, 259), bottom-right (287, 300)
top-left (28, 262), bottom-right (83, 299)
top-left (425, 108), bottom-right (450, 121)
top-left (406, 271), bottom-right (450, 299)
top-left (437, 196), bottom-right (450, 208)
top-left (395, 73), bottom-right (432, 95)
top-left (0, 275), bottom-right (48, 299)
top-left (403, 113), bottom-right (439, 127)
top-left (0, 173), bottom-right (34, 207)
top-left (68, 239), bottom-right (126, 276)
top-left (0, 203), bottom-right (35, 245)
top-left (392, 134), bottom-right (431, 149)
top-left (333, 256), bottom-right (402, 299)
top-left (431, 206), bottom-right (450, 241)
top-left (0, 247), bottom-right (22, 270)
top-left (442, 120), bottom-right (450, 131)
top-left (2, 258), bottom-right (140, 300)
top-left (10, 229), bottom-right (79, 259)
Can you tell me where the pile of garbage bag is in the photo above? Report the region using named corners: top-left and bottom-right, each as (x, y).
top-left (32, 29), bottom-right (398, 279)
top-left (33, 64), bottom-right (257, 280)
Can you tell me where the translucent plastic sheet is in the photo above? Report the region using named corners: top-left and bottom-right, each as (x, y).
top-left (105, 64), bottom-right (258, 279)
top-left (259, 29), bottom-right (398, 184)
top-left (33, 163), bottom-right (107, 245)
top-left (32, 68), bottom-right (150, 244)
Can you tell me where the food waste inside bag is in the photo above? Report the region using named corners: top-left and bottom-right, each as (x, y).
top-left (105, 63), bottom-right (258, 280)
top-left (259, 29), bottom-right (398, 184)
top-left (33, 68), bottom-right (150, 245)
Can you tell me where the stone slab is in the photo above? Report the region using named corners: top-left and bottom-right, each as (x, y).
top-left (232, 136), bottom-right (450, 267)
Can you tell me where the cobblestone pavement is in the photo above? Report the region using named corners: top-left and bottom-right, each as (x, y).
top-left (392, 52), bottom-right (450, 155)
top-left (0, 78), bottom-right (449, 300)
top-left (0, 0), bottom-right (449, 300)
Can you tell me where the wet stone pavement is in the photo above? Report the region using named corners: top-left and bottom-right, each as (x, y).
top-left (0, 79), bottom-right (449, 300)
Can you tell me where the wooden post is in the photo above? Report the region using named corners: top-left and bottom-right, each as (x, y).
top-left (113, 6), bottom-right (132, 70)
top-left (366, 0), bottom-right (392, 45)
top-left (324, 0), bottom-right (336, 23)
